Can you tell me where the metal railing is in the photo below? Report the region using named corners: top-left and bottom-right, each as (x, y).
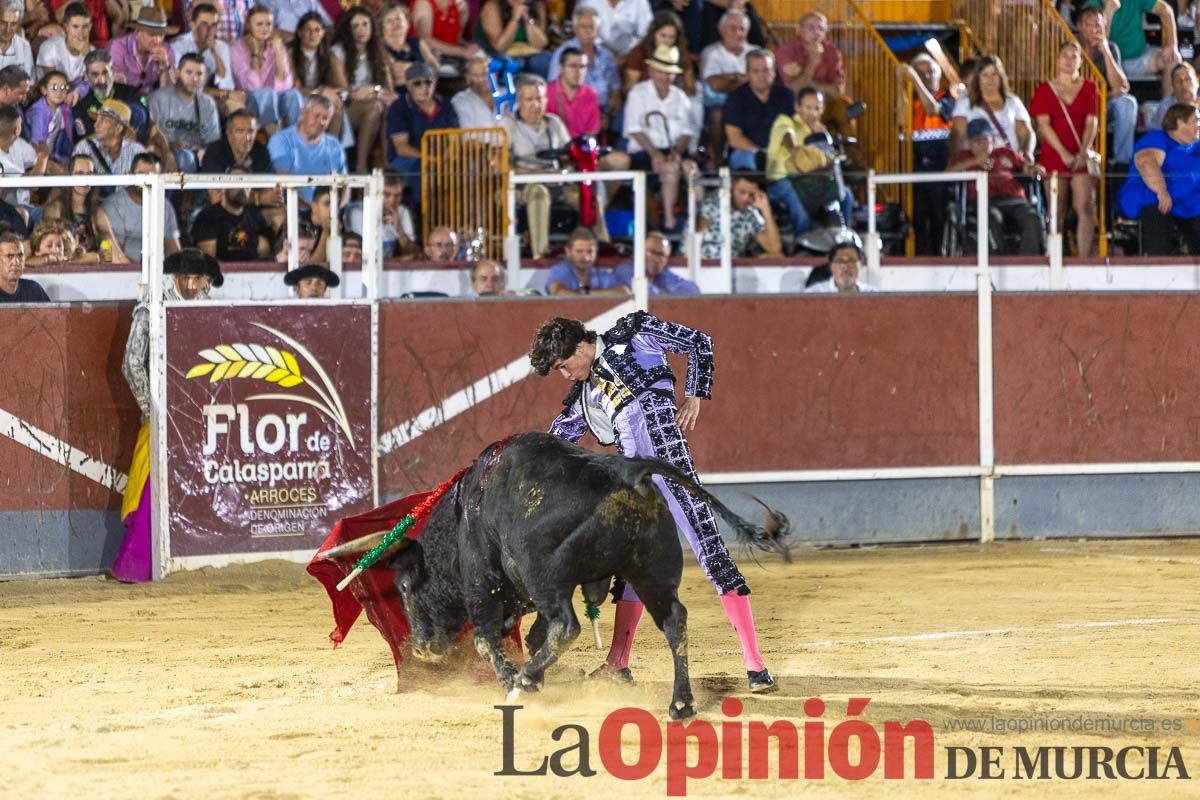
top-left (505, 169), bottom-right (650, 306)
top-left (421, 127), bottom-right (510, 260)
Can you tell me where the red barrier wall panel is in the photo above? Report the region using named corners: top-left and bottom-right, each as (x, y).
top-left (0, 304), bottom-right (138, 513)
top-left (378, 298), bottom-right (617, 496)
top-left (994, 294), bottom-right (1200, 464)
top-left (652, 296), bottom-right (979, 471)
top-left (378, 295), bottom-right (980, 497)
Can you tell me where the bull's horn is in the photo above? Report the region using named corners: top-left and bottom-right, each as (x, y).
top-left (318, 529), bottom-right (393, 561)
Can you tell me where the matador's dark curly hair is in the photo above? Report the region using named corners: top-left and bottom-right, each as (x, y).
top-left (528, 317), bottom-right (597, 375)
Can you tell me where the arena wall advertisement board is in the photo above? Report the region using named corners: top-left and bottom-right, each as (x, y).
top-left (163, 303), bottom-right (376, 562)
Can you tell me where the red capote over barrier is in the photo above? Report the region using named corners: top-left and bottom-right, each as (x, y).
top-left (307, 490), bottom-right (523, 674)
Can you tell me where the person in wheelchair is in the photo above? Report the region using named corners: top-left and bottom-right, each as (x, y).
top-left (947, 118), bottom-right (1045, 256)
top-left (765, 86), bottom-right (853, 236)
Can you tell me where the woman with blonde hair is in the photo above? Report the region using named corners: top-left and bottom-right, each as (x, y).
top-left (26, 216), bottom-right (98, 264)
top-left (230, 4), bottom-right (304, 134)
top-left (1030, 40), bottom-right (1099, 256)
top-left (378, 2), bottom-right (438, 90)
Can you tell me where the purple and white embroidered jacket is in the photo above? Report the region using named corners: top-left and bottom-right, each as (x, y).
top-left (549, 311), bottom-right (714, 444)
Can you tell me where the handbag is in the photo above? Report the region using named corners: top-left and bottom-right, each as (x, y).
top-left (1050, 82), bottom-right (1102, 178)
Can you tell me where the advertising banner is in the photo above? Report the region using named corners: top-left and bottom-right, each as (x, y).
top-left (165, 304), bottom-right (374, 558)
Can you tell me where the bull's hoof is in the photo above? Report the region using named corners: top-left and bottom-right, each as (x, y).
top-left (588, 663), bottom-right (634, 684)
top-left (517, 674), bottom-right (543, 693)
top-left (669, 701), bottom-right (696, 721)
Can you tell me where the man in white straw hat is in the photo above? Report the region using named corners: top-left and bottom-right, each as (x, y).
top-left (617, 44), bottom-right (697, 234)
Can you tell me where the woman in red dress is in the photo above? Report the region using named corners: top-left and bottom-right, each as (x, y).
top-left (410, 0), bottom-right (481, 62)
top-left (1030, 41), bottom-right (1099, 256)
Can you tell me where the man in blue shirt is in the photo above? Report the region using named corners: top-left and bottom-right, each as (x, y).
top-left (613, 232), bottom-right (700, 294)
top-left (267, 94), bottom-right (347, 202)
top-left (545, 227), bottom-right (631, 295)
top-left (548, 6), bottom-right (621, 118)
top-left (386, 62), bottom-right (459, 208)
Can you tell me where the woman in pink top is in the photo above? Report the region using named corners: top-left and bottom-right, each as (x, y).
top-left (1030, 41), bottom-right (1099, 256)
top-left (229, 5), bottom-right (303, 133)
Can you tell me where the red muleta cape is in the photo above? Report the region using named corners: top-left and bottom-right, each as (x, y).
top-left (307, 491), bottom-right (521, 674)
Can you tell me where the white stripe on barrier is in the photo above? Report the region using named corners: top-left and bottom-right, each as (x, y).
top-left (377, 301), bottom-right (638, 455)
top-left (0, 406), bottom-right (128, 494)
top-left (802, 617), bottom-right (1190, 649)
top-left (1040, 547), bottom-right (1200, 566)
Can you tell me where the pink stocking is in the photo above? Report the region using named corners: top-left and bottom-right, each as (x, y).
top-left (605, 600), bottom-right (644, 669)
top-left (720, 590), bottom-right (765, 672)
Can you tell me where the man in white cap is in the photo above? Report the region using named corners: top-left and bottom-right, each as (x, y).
top-left (616, 45), bottom-right (697, 234)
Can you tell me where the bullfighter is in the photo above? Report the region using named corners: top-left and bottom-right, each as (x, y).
top-left (529, 312), bottom-right (779, 693)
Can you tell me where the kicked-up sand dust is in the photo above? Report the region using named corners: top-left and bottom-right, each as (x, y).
top-left (2, 538), bottom-right (1199, 799)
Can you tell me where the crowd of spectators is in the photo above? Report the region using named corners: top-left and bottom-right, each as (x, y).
top-left (11, 0), bottom-right (1200, 305)
top-left (0, 0), bottom-right (862, 292)
top-left (900, 2), bottom-right (1200, 257)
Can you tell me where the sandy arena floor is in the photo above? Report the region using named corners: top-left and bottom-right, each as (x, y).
top-left (2, 539), bottom-right (1199, 799)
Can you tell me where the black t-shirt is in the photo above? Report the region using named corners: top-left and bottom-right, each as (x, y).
top-left (191, 203), bottom-right (269, 261)
top-left (199, 138), bottom-right (274, 174)
top-left (722, 83), bottom-right (796, 150)
top-left (0, 278), bottom-right (50, 303)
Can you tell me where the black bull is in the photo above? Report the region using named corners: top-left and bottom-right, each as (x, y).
top-left (332, 433), bottom-right (790, 720)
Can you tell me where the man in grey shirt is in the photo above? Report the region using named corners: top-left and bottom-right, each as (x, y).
top-left (101, 152), bottom-right (182, 262)
top-left (148, 53), bottom-right (220, 172)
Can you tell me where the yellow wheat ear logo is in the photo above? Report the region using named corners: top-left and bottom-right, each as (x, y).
top-left (184, 322), bottom-right (356, 449)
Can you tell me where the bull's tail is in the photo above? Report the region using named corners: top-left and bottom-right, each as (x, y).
top-left (625, 458), bottom-right (792, 563)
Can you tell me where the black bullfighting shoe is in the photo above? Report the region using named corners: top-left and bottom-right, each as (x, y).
top-left (748, 668), bottom-right (778, 693)
top-left (588, 663), bottom-right (634, 684)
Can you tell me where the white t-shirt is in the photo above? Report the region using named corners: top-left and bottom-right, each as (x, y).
top-left (577, 0), bottom-right (652, 57)
top-left (622, 80), bottom-right (697, 152)
top-left (699, 42), bottom-right (748, 81)
top-left (0, 137), bottom-right (36, 206)
top-left (170, 31), bottom-right (236, 91)
top-left (36, 37), bottom-right (86, 83)
top-left (0, 35), bottom-right (33, 76)
top-left (330, 44), bottom-right (372, 89)
top-left (952, 94), bottom-right (1031, 152)
top-left (452, 88), bottom-right (498, 129)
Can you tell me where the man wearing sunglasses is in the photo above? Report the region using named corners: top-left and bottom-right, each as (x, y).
top-left (386, 62), bottom-right (459, 208)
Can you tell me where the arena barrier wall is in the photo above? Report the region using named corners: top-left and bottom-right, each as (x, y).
top-left (8, 291), bottom-right (1200, 578)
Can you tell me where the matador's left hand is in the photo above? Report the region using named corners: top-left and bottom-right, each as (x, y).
top-left (675, 396), bottom-right (702, 431)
